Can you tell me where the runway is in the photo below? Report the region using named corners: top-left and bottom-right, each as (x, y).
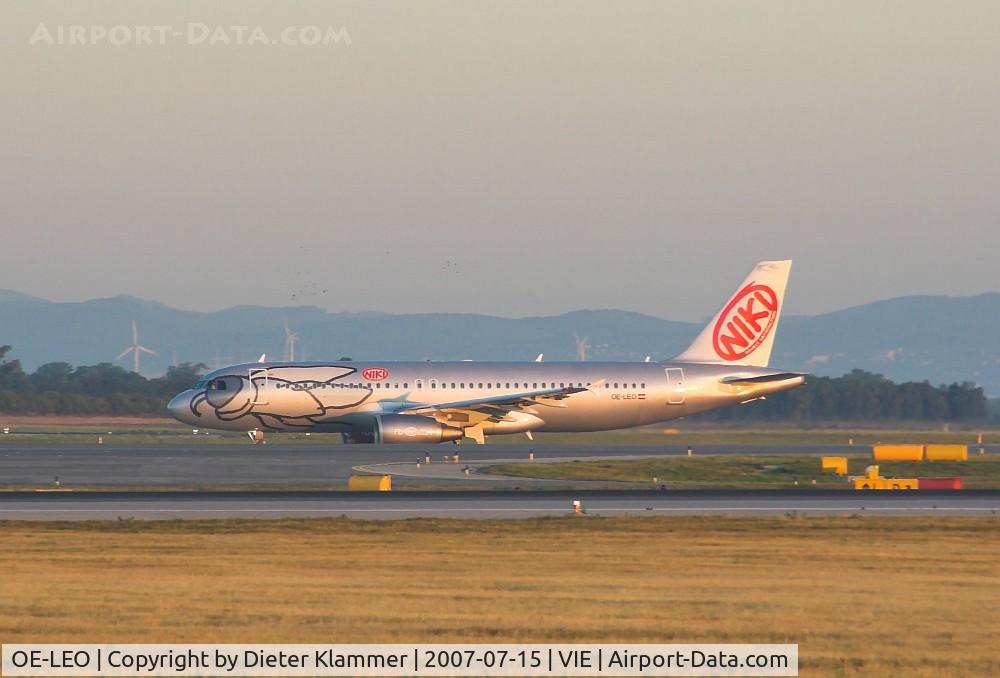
top-left (0, 489), bottom-right (997, 520)
top-left (3, 442), bottom-right (996, 520)
top-left (0, 441), bottom-right (903, 487)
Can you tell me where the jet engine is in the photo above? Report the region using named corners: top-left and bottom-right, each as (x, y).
top-left (341, 414), bottom-right (464, 444)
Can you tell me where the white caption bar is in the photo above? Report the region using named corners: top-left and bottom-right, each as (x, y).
top-left (2, 644), bottom-right (796, 676)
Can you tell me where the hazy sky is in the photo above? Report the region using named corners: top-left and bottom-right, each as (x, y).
top-left (2, 1), bottom-right (998, 320)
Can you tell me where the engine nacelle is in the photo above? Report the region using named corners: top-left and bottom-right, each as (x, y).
top-left (342, 415), bottom-right (463, 444)
top-left (378, 414), bottom-right (464, 444)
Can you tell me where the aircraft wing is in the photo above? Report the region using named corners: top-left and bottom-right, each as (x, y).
top-left (393, 385), bottom-right (588, 421)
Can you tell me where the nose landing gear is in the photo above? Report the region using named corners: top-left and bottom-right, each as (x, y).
top-left (247, 429), bottom-right (266, 444)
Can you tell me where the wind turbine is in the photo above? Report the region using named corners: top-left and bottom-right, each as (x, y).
top-left (116, 320), bottom-right (157, 374)
top-left (574, 333), bottom-right (590, 361)
top-left (283, 321), bottom-right (298, 362)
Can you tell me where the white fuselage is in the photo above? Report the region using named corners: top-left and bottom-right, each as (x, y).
top-left (167, 360), bottom-right (804, 442)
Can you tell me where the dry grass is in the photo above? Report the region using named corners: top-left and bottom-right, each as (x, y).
top-left (0, 415), bottom-right (176, 427)
top-left (1, 517), bottom-right (997, 677)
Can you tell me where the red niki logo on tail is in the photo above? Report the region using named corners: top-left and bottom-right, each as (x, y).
top-left (711, 283), bottom-right (779, 361)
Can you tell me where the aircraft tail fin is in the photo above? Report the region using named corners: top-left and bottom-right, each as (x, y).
top-left (672, 260), bottom-right (792, 367)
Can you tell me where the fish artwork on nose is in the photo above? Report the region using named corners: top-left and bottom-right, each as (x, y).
top-left (190, 365), bottom-right (374, 431)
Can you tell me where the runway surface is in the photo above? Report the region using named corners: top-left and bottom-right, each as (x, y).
top-left (0, 489), bottom-right (997, 520)
top-left (0, 441), bottom-right (915, 487)
top-left (3, 442), bottom-right (996, 520)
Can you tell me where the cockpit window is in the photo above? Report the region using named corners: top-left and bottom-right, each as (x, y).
top-left (208, 379), bottom-right (228, 391)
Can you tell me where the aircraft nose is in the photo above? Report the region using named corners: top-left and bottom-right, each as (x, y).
top-left (167, 391), bottom-right (193, 423)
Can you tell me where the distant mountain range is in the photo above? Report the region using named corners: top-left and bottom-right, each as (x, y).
top-left (1, 289), bottom-right (999, 394)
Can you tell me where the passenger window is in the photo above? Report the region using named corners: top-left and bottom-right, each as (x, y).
top-left (478, 383), bottom-right (483, 388)
top-left (505, 383), bottom-right (510, 388)
top-left (641, 383), bottom-right (645, 388)
top-left (403, 382), bottom-right (408, 388)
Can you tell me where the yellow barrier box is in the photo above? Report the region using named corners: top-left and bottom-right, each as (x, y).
top-left (821, 456), bottom-right (848, 475)
top-left (872, 444), bottom-right (924, 461)
top-left (925, 444), bottom-right (968, 462)
top-left (348, 474), bottom-right (392, 491)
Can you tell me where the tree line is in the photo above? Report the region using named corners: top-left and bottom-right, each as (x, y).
top-left (0, 345), bottom-right (204, 416)
top-left (695, 369), bottom-right (987, 422)
top-left (0, 345), bottom-right (991, 420)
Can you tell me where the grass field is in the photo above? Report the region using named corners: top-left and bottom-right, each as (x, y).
top-left (0, 517), bottom-right (997, 676)
top-left (484, 455), bottom-right (1000, 489)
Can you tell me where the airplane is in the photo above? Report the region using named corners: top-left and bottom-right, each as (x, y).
top-left (167, 260), bottom-right (805, 444)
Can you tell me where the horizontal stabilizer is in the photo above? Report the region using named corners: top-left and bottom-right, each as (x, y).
top-left (720, 372), bottom-right (806, 385)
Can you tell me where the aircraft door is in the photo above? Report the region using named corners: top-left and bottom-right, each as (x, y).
top-left (665, 368), bottom-right (685, 404)
top-left (248, 367), bottom-right (270, 405)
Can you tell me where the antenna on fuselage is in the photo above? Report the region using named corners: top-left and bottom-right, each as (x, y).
top-left (258, 353), bottom-right (267, 363)
top-left (535, 353), bottom-right (544, 362)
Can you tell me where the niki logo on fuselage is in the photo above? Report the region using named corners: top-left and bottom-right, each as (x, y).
top-left (362, 367), bottom-right (390, 381)
top-left (712, 283), bottom-right (779, 361)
